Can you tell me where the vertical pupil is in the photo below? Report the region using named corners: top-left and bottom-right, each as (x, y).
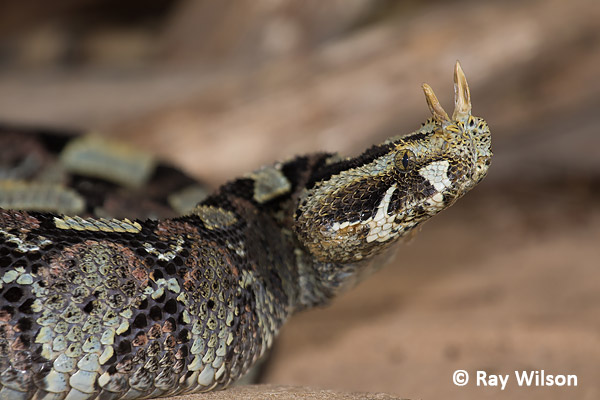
top-left (402, 152), bottom-right (409, 169)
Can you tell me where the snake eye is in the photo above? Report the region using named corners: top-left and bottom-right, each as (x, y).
top-left (395, 149), bottom-right (415, 171)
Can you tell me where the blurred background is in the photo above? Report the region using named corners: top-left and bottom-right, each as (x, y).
top-left (0, 0), bottom-right (598, 399)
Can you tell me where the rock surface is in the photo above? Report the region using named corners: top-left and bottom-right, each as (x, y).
top-left (162, 385), bottom-right (403, 400)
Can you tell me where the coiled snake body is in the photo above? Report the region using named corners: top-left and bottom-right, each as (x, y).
top-left (0, 63), bottom-right (491, 399)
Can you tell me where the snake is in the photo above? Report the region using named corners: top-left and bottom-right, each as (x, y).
top-left (0, 62), bottom-right (491, 399)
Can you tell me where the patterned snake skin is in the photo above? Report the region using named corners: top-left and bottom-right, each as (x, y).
top-left (0, 63), bottom-right (491, 399)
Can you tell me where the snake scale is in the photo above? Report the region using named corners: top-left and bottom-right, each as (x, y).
top-left (0, 63), bottom-right (491, 399)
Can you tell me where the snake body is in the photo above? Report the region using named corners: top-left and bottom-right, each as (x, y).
top-left (0, 63), bottom-right (491, 399)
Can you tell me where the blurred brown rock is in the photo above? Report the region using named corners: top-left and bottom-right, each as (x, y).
top-left (161, 0), bottom-right (383, 66)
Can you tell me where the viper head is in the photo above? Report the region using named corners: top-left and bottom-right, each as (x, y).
top-left (295, 62), bottom-right (492, 264)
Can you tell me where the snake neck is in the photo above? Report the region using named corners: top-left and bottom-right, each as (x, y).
top-left (196, 108), bottom-right (492, 309)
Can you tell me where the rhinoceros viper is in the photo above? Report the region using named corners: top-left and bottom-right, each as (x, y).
top-left (0, 63), bottom-right (491, 399)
